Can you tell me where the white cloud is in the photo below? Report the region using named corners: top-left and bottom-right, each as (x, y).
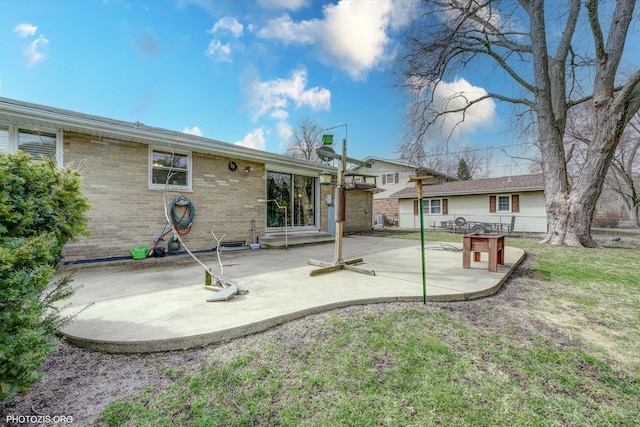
top-left (270, 109), bottom-right (289, 121)
top-left (210, 17), bottom-right (244, 37)
top-left (13, 23), bottom-right (37, 37)
top-left (205, 39), bottom-right (232, 62)
top-left (276, 120), bottom-right (293, 142)
top-left (431, 78), bottom-right (497, 136)
top-left (443, 0), bottom-right (505, 36)
top-left (257, 0), bottom-right (309, 11)
top-left (256, 14), bottom-right (317, 45)
top-left (317, 0), bottom-right (392, 80)
top-left (13, 23), bottom-right (49, 67)
top-left (25, 35), bottom-right (49, 67)
top-left (247, 67), bottom-right (330, 122)
top-left (183, 126), bottom-right (202, 136)
top-left (256, 0), bottom-right (416, 80)
top-left (235, 128), bottom-right (266, 150)
top-left (206, 17), bottom-right (244, 62)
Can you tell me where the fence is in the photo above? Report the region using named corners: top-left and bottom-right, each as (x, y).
top-left (593, 217), bottom-right (640, 229)
top-left (395, 213), bottom-right (549, 234)
top-left (375, 212), bottom-right (639, 231)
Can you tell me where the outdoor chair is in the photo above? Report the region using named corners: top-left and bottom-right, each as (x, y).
top-left (501, 216), bottom-right (516, 234)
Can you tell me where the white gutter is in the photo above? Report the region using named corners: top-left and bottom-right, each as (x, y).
top-left (0, 97), bottom-right (334, 175)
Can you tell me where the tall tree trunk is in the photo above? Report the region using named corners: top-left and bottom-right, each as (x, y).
top-left (544, 97), bottom-right (625, 246)
top-left (527, 0), bottom-right (576, 245)
top-left (540, 0), bottom-right (636, 246)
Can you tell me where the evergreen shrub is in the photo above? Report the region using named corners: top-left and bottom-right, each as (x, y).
top-left (0, 151), bottom-right (89, 400)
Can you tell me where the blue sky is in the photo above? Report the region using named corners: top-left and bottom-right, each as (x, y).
top-left (0, 0), bottom-right (507, 163)
top-left (1, 0), bottom-right (421, 161)
top-left (0, 0), bottom-right (577, 173)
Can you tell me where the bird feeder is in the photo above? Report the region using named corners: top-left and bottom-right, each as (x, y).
top-left (322, 134), bottom-right (334, 145)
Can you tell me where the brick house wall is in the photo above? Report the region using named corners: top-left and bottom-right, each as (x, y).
top-left (373, 198), bottom-right (399, 226)
top-left (62, 132), bottom-right (265, 261)
top-left (315, 186), bottom-right (374, 234)
top-left (344, 190), bottom-right (373, 232)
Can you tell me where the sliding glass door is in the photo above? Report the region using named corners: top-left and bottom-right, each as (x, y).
top-left (266, 172), bottom-right (316, 230)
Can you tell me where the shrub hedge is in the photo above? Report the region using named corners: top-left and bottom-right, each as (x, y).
top-left (0, 151), bottom-right (89, 401)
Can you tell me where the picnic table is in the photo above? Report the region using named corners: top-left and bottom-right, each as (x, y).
top-left (437, 216), bottom-right (515, 234)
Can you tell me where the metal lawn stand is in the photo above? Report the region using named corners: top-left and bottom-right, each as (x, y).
top-left (308, 124), bottom-right (375, 277)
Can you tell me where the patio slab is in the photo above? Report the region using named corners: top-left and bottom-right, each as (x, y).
top-left (58, 236), bottom-right (525, 353)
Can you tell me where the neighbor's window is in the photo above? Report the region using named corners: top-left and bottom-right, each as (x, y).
top-left (385, 173), bottom-right (396, 184)
top-left (150, 148), bottom-right (191, 190)
top-left (423, 199), bottom-right (442, 215)
top-left (497, 195), bottom-right (511, 212)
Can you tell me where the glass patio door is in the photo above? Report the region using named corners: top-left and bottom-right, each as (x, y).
top-left (266, 172), bottom-right (316, 229)
top-left (266, 172), bottom-right (292, 228)
top-left (293, 175), bottom-right (315, 227)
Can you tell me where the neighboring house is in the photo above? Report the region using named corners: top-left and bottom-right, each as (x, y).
top-left (0, 97), bottom-right (374, 261)
top-left (350, 157), bottom-right (456, 226)
top-left (391, 174), bottom-right (547, 233)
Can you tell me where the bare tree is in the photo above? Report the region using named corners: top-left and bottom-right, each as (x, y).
top-left (398, 140), bottom-right (491, 178)
top-left (283, 117), bottom-right (323, 162)
top-left (565, 103), bottom-right (640, 226)
top-left (398, 0), bottom-right (640, 246)
top-left (609, 119), bottom-right (640, 226)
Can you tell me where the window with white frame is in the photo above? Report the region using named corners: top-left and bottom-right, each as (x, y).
top-left (0, 124), bottom-right (62, 165)
top-left (423, 198), bottom-right (442, 214)
top-left (149, 148), bottom-right (192, 190)
top-left (384, 173), bottom-right (395, 184)
top-left (497, 195), bottom-right (511, 212)
top-left (18, 129), bottom-right (58, 161)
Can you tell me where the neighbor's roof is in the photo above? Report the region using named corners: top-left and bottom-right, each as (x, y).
top-left (351, 156), bottom-right (458, 181)
top-left (391, 173), bottom-right (544, 198)
top-left (0, 97), bottom-right (333, 175)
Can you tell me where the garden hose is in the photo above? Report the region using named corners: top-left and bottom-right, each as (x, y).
top-left (152, 196), bottom-right (195, 255)
top-left (167, 235), bottom-right (181, 254)
top-left (170, 195), bottom-right (195, 234)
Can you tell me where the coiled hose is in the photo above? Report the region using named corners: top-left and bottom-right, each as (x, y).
top-left (153, 196), bottom-right (195, 254)
top-left (170, 195), bottom-right (196, 233)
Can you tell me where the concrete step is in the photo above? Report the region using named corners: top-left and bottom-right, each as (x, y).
top-left (258, 231), bottom-right (334, 249)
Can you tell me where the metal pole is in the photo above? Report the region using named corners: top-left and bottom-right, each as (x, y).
top-left (333, 137), bottom-right (347, 264)
top-left (418, 185), bottom-right (427, 304)
top-left (284, 204), bottom-right (288, 249)
top-left (408, 176), bottom-right (431, 304)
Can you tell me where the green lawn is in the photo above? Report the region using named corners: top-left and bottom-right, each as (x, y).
top-left (98, 232), bottom-right (640, 426)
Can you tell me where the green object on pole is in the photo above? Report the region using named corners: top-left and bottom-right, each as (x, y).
top-left (322, 134), bottom-right (334, 145)
top-left (419, 197), bottom-right (427, 304)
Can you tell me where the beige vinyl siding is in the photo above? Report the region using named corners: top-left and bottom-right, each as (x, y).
top-left (398, 191), bottom-right (547, 233)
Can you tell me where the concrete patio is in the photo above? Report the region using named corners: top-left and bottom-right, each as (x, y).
top-left (58, 235), bottom-right (525, 353)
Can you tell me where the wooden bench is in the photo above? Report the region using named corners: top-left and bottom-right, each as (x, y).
top-left (462, 234), bottom-right (505, 272)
